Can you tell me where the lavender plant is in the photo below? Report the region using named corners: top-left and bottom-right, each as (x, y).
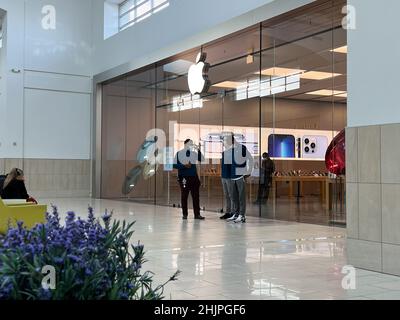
top-left (0, 206), bottom-right (179, 300)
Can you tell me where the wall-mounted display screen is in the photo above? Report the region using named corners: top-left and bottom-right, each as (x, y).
top-left (202, 139), bottom-right (223, 154)
top-left (301, 135), bottom-right (329, 159)
top-left (268, 134), bottom-right (296, 158)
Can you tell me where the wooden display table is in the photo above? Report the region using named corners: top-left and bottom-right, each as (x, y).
top-left (273, 176), bottom-right (328, 200)
top-left (271, 175), bottom-right (345, 210)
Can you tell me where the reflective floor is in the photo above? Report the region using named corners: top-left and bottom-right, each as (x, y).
top-left (43, 198), bottom-right (400, 300)
top-left (126, 195), bottom-right (345, 226)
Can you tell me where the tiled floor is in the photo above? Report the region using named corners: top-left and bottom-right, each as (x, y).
top-left (153, 176), bottom-right (346, 226)
top-left (148, 194), bottom-right (345, 226)
top-left (42, 197), bottom-right (400, 300)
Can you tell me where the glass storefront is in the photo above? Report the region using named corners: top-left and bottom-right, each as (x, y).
top-left (101, 0), bottom-right (347, 226)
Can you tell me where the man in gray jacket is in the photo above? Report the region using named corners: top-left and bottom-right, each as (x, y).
top-left (220, 134), bottom-right (235, 220)
top-left (226, 135), bottom-right (254, 223)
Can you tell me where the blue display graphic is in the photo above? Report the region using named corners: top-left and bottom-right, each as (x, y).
top-left (268, 134), bottom-right (296, 158)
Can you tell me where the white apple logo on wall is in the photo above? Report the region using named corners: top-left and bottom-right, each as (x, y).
top-left (188, 52), bottom-right (210, 95)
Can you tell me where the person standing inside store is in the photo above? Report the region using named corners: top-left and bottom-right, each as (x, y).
top-left (255, 152), bottom-right (275, 204)
top-left (227, 135), bottom-right (254, 223)
top-left (174, 139), bottom-right (205, 220)
top-left (220, 134), bottom-right (235, 220)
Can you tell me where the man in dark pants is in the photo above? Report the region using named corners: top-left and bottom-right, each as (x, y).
top-left (227, 135), bottom-right (254, 224)
top-left (220, 134), bottom-right (234, 220)
top-left (174, 139), bottom-right (205, 220)
top-left (256, 152), bottom-right (275, 203)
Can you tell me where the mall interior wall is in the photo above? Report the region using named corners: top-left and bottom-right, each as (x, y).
top-left (0, 0), bottom-right (93, 197)
top-left (346, 0), bottom-right (400, 276)
top-left (0, 9), bottom-right (6, 162)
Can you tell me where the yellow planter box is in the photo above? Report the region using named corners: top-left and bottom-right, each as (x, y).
top-left (0, 198), bottom-right (47, 234)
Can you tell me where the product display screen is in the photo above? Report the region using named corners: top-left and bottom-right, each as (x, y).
top-left (268, 134), bottom-right (296, 158)
top-left (203, 140), bottom-right (223, 154)
top-left (202, 139), bottom-right (259, 156)
top-left (242, 142), bottom-right (259, 155)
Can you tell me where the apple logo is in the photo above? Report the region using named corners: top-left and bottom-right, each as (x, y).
top-left (188, 52), bottom-right (210, 95)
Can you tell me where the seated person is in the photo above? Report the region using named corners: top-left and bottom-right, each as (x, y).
top-left (1, 168), bottom-right (37, 203)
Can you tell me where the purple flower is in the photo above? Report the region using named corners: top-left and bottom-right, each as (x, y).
top-left (38, 288), bottom-right (52, 300)
top-left (0, 280), bottom-right (14, 299)
top-left (119, 292), bottom-right (129, 300)
top-left (67, 254), bottom-right (81, 264)
top-left (88, 207), bottom-right (95, 224)
top-left (66, 211), bottom-right (76, 225)
top-left (102, 211), bottom-right (112, 223)
top-left (17, 221), bottom-right (24, 230)
top-left (131, 262), bottom-right (142, 272)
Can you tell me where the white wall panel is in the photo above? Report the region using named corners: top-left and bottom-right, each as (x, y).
top-left (24, 0), bottom-right (93, 76)
top-left (0, 0), bottom-right (93, 160)
top-left (0, 0), bottom-right (25, 158)
top-left (23, 88), bottom-right (91, 159)
top-left (0, 12), bottom-right (7, 158)
top-left (348, 0), bottom-right (400, 127)
top-left (24, 71), bottom-right (92, 94)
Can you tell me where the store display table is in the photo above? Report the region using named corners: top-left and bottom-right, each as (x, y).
top-left (271, 176), bottom-right (345, 210)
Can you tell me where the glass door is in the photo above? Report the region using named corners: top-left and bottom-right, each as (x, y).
top-left (260, 0), bottom-right (347, 225)
top-left (101, 68), bottom-right (156, 203)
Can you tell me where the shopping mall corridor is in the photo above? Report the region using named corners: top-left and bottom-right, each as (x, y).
top-left (42, 198), bottom-right (400, 300)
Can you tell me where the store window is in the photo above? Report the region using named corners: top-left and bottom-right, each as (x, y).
top-left (101, 0), bottom-right (347, 226)
top-left (119, 0), bottom-right (169, 31)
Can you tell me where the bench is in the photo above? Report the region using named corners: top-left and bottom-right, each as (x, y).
top-left (0, 198), bottom-right (47, 234)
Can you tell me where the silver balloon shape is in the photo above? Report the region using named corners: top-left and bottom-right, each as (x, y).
top-left (136, 135), bottom-right (158, 163)
top-left (143, 162), bottom-right (158, 180)
top-left (122, 135), bottom-right (163, 194)
top-left (122, 165), bottom-right (143, 195)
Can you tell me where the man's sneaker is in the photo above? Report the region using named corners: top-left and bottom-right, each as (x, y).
top-left (220, 213), bottom-right (233, 220)
top-left (227, 214), bottom-right (239, 222)
top-left (194, 215), bottom-right (205, 220)
top-left (234, 215), bottom-right (246, 223)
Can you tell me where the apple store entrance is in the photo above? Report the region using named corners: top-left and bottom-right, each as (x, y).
top-left (100, 0), bottom-right (347, 226)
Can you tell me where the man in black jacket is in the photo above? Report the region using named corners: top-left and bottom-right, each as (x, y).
top-left (173, 139), bottom-right (205, 220)
top-left (255, 152), bottom-right (275, 203)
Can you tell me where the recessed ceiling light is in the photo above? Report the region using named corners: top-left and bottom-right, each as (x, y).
top-left (330, 46), bottom-right (348, 54)
top-left (258, 67), bottom-right (304, 77)
top-left (301, 71), bottom-right (341, 80)
top-left (212, 81), bottom-right (242, 89)
top-left (305, 89), bottom-right (347, 96)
